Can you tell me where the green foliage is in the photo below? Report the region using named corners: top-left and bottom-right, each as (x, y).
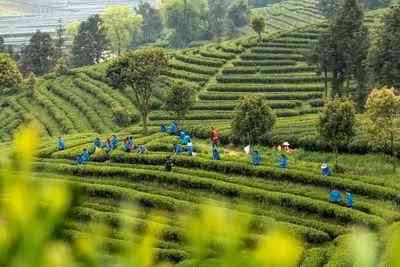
top-left (20, 31), bottom-right (56, 75)
top-left (363, 87), bottom-right (400, 172)
top-left (135, 1), bottom-right (164, 43)
top-left (0, 36), bottom-right (5, 53)
top-left (0, 53), bottom-right (22, 93)
top-left (24, 72), bottom-right (36, 97)
top-left (161, 0), bottom-right (208, 48)
top-left (317, 0), bottom-right (342, 19)
top-left (208, 0), bottom-right (228, 40)
top-left (319, 97), bottom-right (356, 165)
top-left (54, 57), bottom-right (70, 76)
top-left (369, 5), bottom-right (400, 89)
top-left (232, 96), bottom-right (276, 145)
top-left (107, 47), bottom-right (169, 134)
top-left (250, 16), bottom-right (266, 43)
top-left (164, 80), bottom-right (198, 122)
top-left (72, 15), bottom-right (109, 67)
top-left (101, 5), bottom-right (143, 55)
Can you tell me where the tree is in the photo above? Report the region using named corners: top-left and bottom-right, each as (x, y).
top-left (20, 31), bottom-right (56, 75)
top-left (232, 96), bottom-right (276, 147)
top-left (306, 32), bottom-right (335, 98)
top-left (106, 48), bottom-right (169, 134)
top-left (363, 87), bottom-right (400, 173)
top-left (332, 0), bottom-right (370, 106)
top-left (101, 5), bottom-right (142, 55)
top-left (0, 37), bottom-right (5, 53)
top-left (369, 6), bottom-right (400, 89)
top-left (66, 21), bottom-right (81, 41)
top-left (164, 80), bottom-right (197, 124)
top-left (0, 53), bottom-right (22, 93)
top-left (55, 18), bottom-right (65, 60)
top-left (319, 97), bottom-right (356, 167)
top-left (250, 16), bottom-right (266, 43)
top-left (228, 0), bottom-right (249, 28)
top-left (208, 0), bottom-right (227, 40)
top-left (135, 1), bottom-right (164, 43)
top-left (318, 0), bottom-right (342, 19)
top-left (161, 0), bottom-right (208, 48)
top-left (71, 15), bottom-right (109, 67)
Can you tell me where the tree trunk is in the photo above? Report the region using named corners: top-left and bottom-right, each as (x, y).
top-left (334, 145), bottom-right (339, 169)
top-left (324, 67), bottom-right (328, 98)
top-left (391, 133), bottom-right (396, 173)
top-left (258, 32), bottom-right (262, 44)
top-left (143, 111), bottom-right (148, 135)
top-left (332, 69), bottom-right (338, 97)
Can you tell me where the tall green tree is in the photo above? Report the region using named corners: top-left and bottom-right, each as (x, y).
top-left (319, 97), bottom-right (356, 167)
top-left (232, 96), bottom-right (276, 146)
top-left (318, 0), bottom-right (342, 19)
top-left (0, 53), bottom-right (22, 93)
top-left (20, 31), bottom-right (56, 75)
top-left (164, 80), bottom-right (197, 124)
top-left (208, 0), bottom-right (227, 40)
top-left (369, 6), bottom-right (400, 89)
top-left (250, 16), bottom-right (266, 43)
top-left (0, 37), bottom-right (5, 53)
top-left (101, 5), bottom-right (142, 55)
top-left (55, 18), bottom-right (65, 60)
top-left (71, 15), bottom-right (109, 67)
top-left (161, 0), bottom-right (208, 48)
top-left (363, 87), bottom-right (400, 173)
top-left (136, 1), bottom-right (164, 43)
top-left (106, 48), bottom-right (169, 134)
top-left (315, 0), bottom-right (369, 105)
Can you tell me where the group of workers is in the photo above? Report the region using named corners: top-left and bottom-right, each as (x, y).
top-left (57, 123), bottom-right (350, 206)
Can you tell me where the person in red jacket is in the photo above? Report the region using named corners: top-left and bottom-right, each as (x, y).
top-left (210, 127), bottom-right (220, 147)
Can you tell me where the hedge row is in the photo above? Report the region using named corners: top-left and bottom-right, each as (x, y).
top-left (174, 53), bottom-right (225, 68)
top-left (169, 61), bottom-right (218, 75)
top-left (300, 247), bottom-right (331, 267)
top-left (251, 47), bottom-right (309, 54)
top-left (219, 43), bottom-right (244, 54)
top-left (240, 53), bottom-right (304, 61)
top-left (40, 165), bottom-right (333, 244)
top-left (216, 75), bottom-right (324, 84)
top-left (48, 159), bottom-right (387, 230)
top-left (232, 60), bottom-right (297, 67)
top-left (199, 92), bottom-right (323, 101)
top-left (272, 37), bottom-right (316, 45)
top-left (33, 90), bottom-right (76, 134)
top-left (163, 69), bottom-right (210, 83)
top-left (261, 42), bottom-right (311, 49)
top-left (208, 83), bottom-right (324, 93)
top-left (260, 66), bottom-right (316, 74)
top-left (193, 100), bottom-right (302, 110)
top-left (222, 67), bottom-right (258, 75)
top-left (75, 73), bottom-right (137, 115)
top-left (280, 32), bottom-right (320, 40)
top-left (48, 83), bottom-right (110, 133)
top-left (73, 77), bottom-right (119, 109)
top-left (108, 153), bottom-right (400, 213)
top-left (199, 48), bottom-right (236, 60)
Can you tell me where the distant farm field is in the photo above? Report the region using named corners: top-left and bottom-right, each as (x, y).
top-left (0, 2), bottom-right (27, 16)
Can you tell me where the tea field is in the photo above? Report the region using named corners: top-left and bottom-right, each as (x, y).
top-left (0, 0), bottom-right (398, 266)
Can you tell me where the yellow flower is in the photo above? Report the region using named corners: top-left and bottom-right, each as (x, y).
top-left (255, 229), bottom-right (304, 267)
top-left (14, 122), bottom-right (40, 164)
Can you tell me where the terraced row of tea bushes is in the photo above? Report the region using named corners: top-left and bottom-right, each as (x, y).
top-left (33, 87), bottom-right (77, 134)
top-left (208, 83), bottom-right (324, 93)
top-left (48, 80), bottom-right (111, 133)
top-left (240, 53), bottom-right (305, 61)
top-left (169, 61), bottom-right (218, 75)
top-left (232, 59), bottom-right (297, 66)
top-left (107, 153), bottom-right (400, 208)
top-left (199, 92), bottom-right (323, 101)
top-left (173, 53), bottom-right (225, 68)
top-left (199, 46), bottom-right (237, 60)
top-left (216, 75), bottom-right (324, 84)
top-left (35, 161), bottom-right (386, 230)
top-left (38, 167), bottom-right (333, 244)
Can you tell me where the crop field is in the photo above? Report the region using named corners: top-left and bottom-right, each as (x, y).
top-left (1, 0), bottom-right (399, 265)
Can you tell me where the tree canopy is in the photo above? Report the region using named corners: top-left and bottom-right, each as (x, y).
top-left (232, 96), bottom-right (276, 146)
top-left (101, 5), bottom-right (142, 55)
top-left (164, 80), bottom-right (198, 123)
top-left (0, 53), bottom-right (22, 93)
top-left (107, 47), bottom-right (169, 134)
